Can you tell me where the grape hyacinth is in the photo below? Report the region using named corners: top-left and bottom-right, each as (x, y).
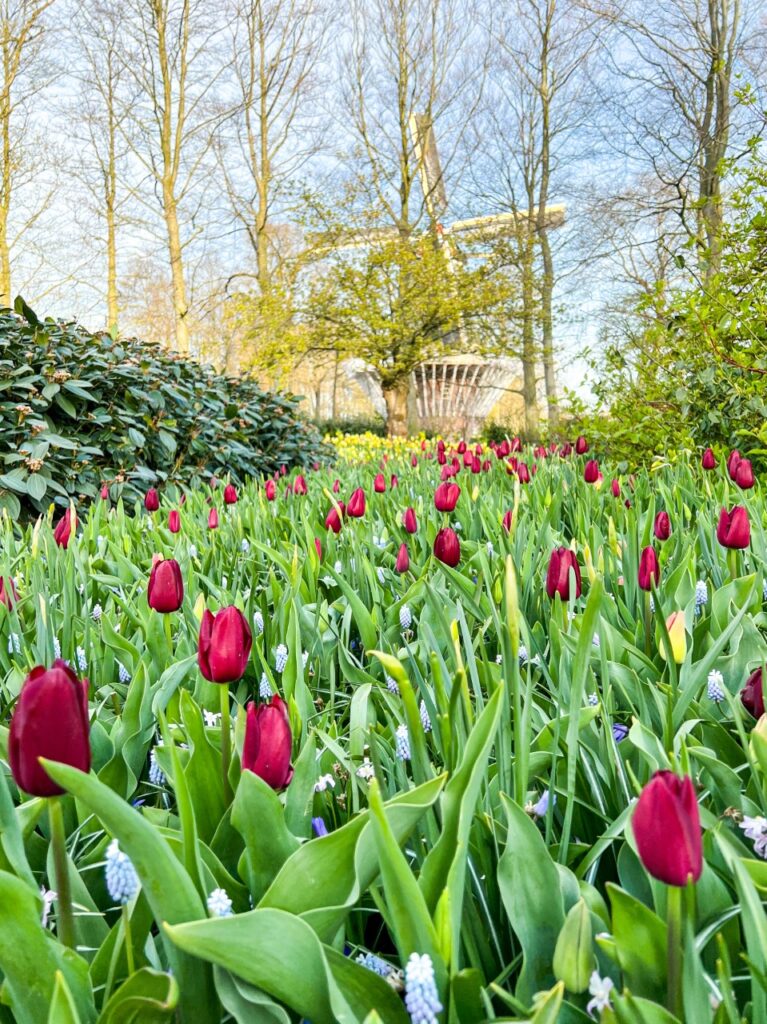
top-left (76, 646), bottom-right (87, 672)
top-left (357, 951), bottom-right (396, 978)
top-left (707, 669), bottom-right (725, 703)
top-left (52, 636), bottom-right (62, 659)
top-left (7, 633), bottom-right (21, 655)
top-left (395, 724), bottom-right (411, 760)
top-left (404, 953), bottom-right (443, 1024)
top-left (118, 661), bottom-right (131, 683)
top-left (92, 603), bottom-right (103, 621)
top-left (377, 567), bottom-right (386, 584)
top-left (419, 700), bottom-right (432, 733)
top-left (587, 692), bottom-right (599, 707)
top-left (253, 610), bottom-right (264, 634)
top-left (240, 539), bottom-right (250, 554)
top-left (486, 541), bottom-right (494, 557)
top-left (105, 839), bottom-right (140, 905)
top-left (274, 644), bottom-right (288, 673)
top-left (312, 816), bottom-right (329, 837)
top-left (386, 675), bottom-right (399, 694)
top-left (207, 888), bottom-right (233, 917)
top-left (518, 644), bottom-right (528, 664)
top-left (740, 815), bottom-right (767, 858)
top-left (695, 579), bottom-right (708, 610)
top-left (259, 673), bottom-right (273, 699)
top-left (400, 604), bottom-right (412, 630)
top-left (148, 748), bottom-right (165, 786)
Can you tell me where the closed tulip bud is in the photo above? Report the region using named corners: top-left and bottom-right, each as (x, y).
top-left (193, 593), bottom-right (206, 621)
top-left (411, 454), bottom-right (418, 468)
top-left (147, 557), bottom-right (184, 613)
top-left (100, 484), bottom-right (109, 500)
top-left (208, 508), bottom-right (219, 529)
top-left (638, 546), bottom-right (660, 591)
top-left (434, 482), bottom-right (460, 512)
top-left (325, 501), bottom-right (344, 533)
top-left (242, 696), bottom-right (294, 789)
top-left (168, 510), bottom-right (180, 533)
top-left (482, 459), bottom-right (491, 471)
top-left (0, 575), bottom-right (18, 608)
top-left (735, 459), bottom-right (755, 489)
top-left (210, 475), bottom-right (219, 489)
top-left (314, 537), bottom-right (322, 560)
top-left (144, 488), bottom-right (160, 512)
top-left (517, 463), bottom-right (530, 484)
top-left (457, 440), bottom-right (467, 454)
top-left (434, 527), bottom-right (460, 567)
top-left (546, 547), bottom-right (582, 601)
top-left (575, 435), bottom-right (589, 455)
top-left (280, 464), bottom-right (287, 476)
top-left (727, 450), bottom-right (741, 480)
top-left (511, 437), bottom-right (522, 453)
top-left (583, 544), bottom-right (596, 584)
top-left (502, 509), bottom-right (513, 532)
top-left (584, 460), bottom-right (599, 483)
top-left (632, 771), bottom-right (702, 886)
top-left (403, 507), bottom-right (417, 533)
top-left (198, 606), bottom-right (253, 683)
top-left (347, 487), bottom-right (366, 517)
top-left (506, 458), bottom-right (518, 475)
top-left (471, 457), bottom-right (481, 474)
top-left (611, 478), bottom-right (620, 497)
top-left (395, 543), bottom-right (410, 573)
top-left (224, 483), bottom-right (238, 504)
top-left (53, 507), bottom-right (77, 549)
top-left (265, 479), bottom-right (276, 501)
top-left (560, 443), bottom-right (573, 457)
top-left (717, 506), bottom-right (750, 549)
top-left (742, 667), bottom-right (765, 718)
top-left (463, 450), bottom-right (473, 468)
top-left (437, 450), bottom-right (447, 466)
top-left (293, 475), bottom-right (308, 496)
top-left (553, 899), bottom-right (594, 994)
top-left (654, 511), bottom-right (671, 541)
top-left (374, 473), bottom-right (386, 493)
top-left (390, 474), bottom-right (398, 488)
top-left (702, 447), bottom-right (717, 470)
top-left (9, 661), bottom-right (91, 797)
top-left (660, 611), bottom-right (686, 664)
top-left (332, 478), bottom-right (340, 493)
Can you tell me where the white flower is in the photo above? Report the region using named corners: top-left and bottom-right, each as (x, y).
top-left (118, 661), bottom-right (131, 683)
top-left (400, 604), bottom-right (412, 630)
top-left (302, 650), bottom-right (309, 667)
top-left (395, 724), bottom-right (410, 760)
top-left (373, 535), bottom-right (387, 550)
top-left (356, 758), bottom-right (375, 780)
top-left (76, 646), bottom-right (87, 672)
top-left (419, 699), bottom-right (432, 733)
top-left (486, 541), bottom-right (494, 557)
top-left (203, 710), bottom-right (222, 727)
top-left (7, 632), bottom-right (21, 654)
top-left (241, 539), bottom-right (250, 553)
top-left (592, 632), bottom-right (601, 648)
top-left (740, 815), bottom-right (767, 858)
top-left (334, 560), bottom-right (343, 573)
top-left (649, 595), bottom-right (655, 613)
top-left (189, 544), bottom-right (198, 559)
top-left (275, 644), bottom-right (288, 673)
top-left (52, 636), bottom-right (61, 659)
top-left (495, 653), bottom-right (503, 664)
top-left (405, 952), bottom-right (443, 1024)
top-left (587, 692), bottom-right (599, 706)
top-left (454, 522), bottom-right (462, 531)
top-left (259, 673), bottom-right (273, 699)
top-left (695, 579), bottom-right (708, 608)
top-left (92, 603), bottom-right (103, 621)
top-left (40, 886), bottom-right (57, 928)
top-left (149, 748), bottom-right (165, 787)
top-left (518, 644), bottom-right (528, 663)
top-left (586, 970), bottom-right (614, 1016)
top-left (386, 675), bottom-right (400, 695)
top-left (105, 839), bottom-right (140, 905)
top-left (207, 887), bottom-right (233, 917)
top-left (253, 610), bottom-right (264, 634)
top-left (377, 566), bottom-right (386, 584)
top-left (314, 773), bottom-right (336, 793)
top-left (707, 670), bottom-right (725, 703)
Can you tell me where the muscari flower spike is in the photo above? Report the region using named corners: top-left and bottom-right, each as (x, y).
top-left (707, 669), bottom-right (725, 703)
top-left (105, 839), bottom-right (140, 905)
top-left (395, 724), bottom-right (410, 761)
top-left (400, 604), bottom-right (412, 630)
top-left (207, 887), bottom-right (233, 917)
top-left (149, 748), bottom-right (165, 787)
top-left (274, 644), bottom-right (288, 673)
top-left (404, 952), bottom-right (443, 1024)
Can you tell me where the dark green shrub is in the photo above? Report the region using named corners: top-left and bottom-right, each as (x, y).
top-left (0, 299), bottom-right (332, 518)
top-left (315, 414), bottom-right (387, 437)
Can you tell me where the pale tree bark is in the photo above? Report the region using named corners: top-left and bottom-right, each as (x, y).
top-left (382, 379), bottom-right (410, 437)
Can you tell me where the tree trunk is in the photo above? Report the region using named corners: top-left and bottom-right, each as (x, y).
top-left (163, 185), bottom-right (190, 355)
top-left (383, 380), bottom-right (410, 437)
top-left (520, 231), bottom-right (539, 437)
top-left (539, 229), bottom-right (558, 429)
top-left (0, 206), bottom-right (10, 308)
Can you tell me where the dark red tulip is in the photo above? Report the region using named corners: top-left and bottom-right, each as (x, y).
top-left (506, 458), bottom-right (518, 475)
top-left (293, 475), bottom-right (308, 496)
top-left (100, 485), bottom-right (109, 500)
top-left (224, 484), bottom-right (238, 504)
top-left (374, 473), bottom-right (386, 493)
top-left (208, 508), bottom-right (219, 529)
top-left (391, 474), bottom-right (398, 488)
top-left (168, 510), bottom-right (180, 534)
top-left (654, 511), bottom-right (671, 541)
top-left (702, 448), bottom-right (716, 470)
top-left (457, 440), bottom-right (467, 454)
top-left (633, 771), bottom-right (702, 886)
top-left (314, 537), bottom-right (322, 560)
top-left (741, 667), bottom-right (764, 718)
top-left (575, 435), bottom-right (589, 455)
top-left (482, 459), bottom-right (491, 471)
top-left (437, 450), bottom-right (447, 466)
top-left (517, 463), bottom-right (530, 484)
top-left (147, 557), bottom-right (184, 613)
top-left (242, 696), bottom-right (294, 789)
top-left (434, 527), bottom-right (460, 567)
top-left (0, 575), bottom-right (18, 608)
top-left (403, 507), bottom-right (417, 533)
top-left (8, 660), bottom-right (91, 797)
top-left (198, 606), bottom-right (253, 683)
top-left (717, 506), bottom-right (750, 549)
top-left (325, 501), bottom-right (345, 534)
top-left (395, 543), bottom-right (410, 573)
top-left (546, 548), bottom-right (582, 600)
top-left (53, 508), bottom-right (77, 549)
top-left (280, 465), bottom-right (287, 476)
top-left (502, 509), bottom-right (513, 532)
top-left (470, 457), bottom-right (480, 474)
top-left (735, 459), bottom-right (755, 490)
top-left (265, 480), bottom-right (276, 501)
top-left (561, 443), bottom-right (573, 457)
top-left (463, 450), bottom-right (473, 468)
top-left (144, 488), bottom-right (160, 512)
top-left (437, 439), bottom-right (446, 453)
top-left (347, 488), bottom-right (366, 518)
top-left (584, 460), bottom-right (599, 483)
top-left (611, 479), bottom-right (620, 498)
top-left (638, 546), bottom-right (660, 591)
top-left (434, 482), bottom-right (460, 512)
top-left (511, 437), bottom-right (522, 453)
top-left (727, 450), bottom-right (741, 481)
top-left (332, 478), bottom-right (341, 493)
top-left (411, 454), bottom-right (418, 468)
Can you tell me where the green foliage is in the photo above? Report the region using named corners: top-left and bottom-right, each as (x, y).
top-left (0, 299), bottom-right (331, 518)
top-left (316, 415), bottom-right (387, 437)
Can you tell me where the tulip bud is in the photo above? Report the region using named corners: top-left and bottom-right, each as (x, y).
top-left (9, 660), bottom-right (91, 796)
top-left (390, 474), bottom-right (398, 488)
top-left (265, 479), bottom-right (276, 501)
top-left (583, 544), bottom-right (596, 584)
top-left (742, 667), bottom-right (765, 718)
top-left (517, 463), bottom-right (530, 484)
top-left (632, 771), bottom-right (702, 886)
top-left (660, 611), bottom-right (686, 664)
top-left (193, 593), bottom-right (206, 621)
top-left (434, 482), bottom-right (460, 512)
top-left (727, 450), bottom-right (741, 481)
top-left (325, 501), bottom-right (344, 534)
top-left (395, 543), bottom-right (410, 573)
top-left (242, 697), bottom-right (294, 789)
top-left (0, 575), bottom-right (18, 609)
top-left (553, 899), bottom-right (594, 994)
top-left (433, 527), bottom-right (460, 567)
top-left (100, 484), bottom-right (109, 500)
top-left (53, 507), bottom-right (77, 549)
top-left (575, 435), bottom-right (589, 455)
top-left (314, 537), bottom-right (322, 560)
top-left (332, 478), bottom-right (340, 493)
top-left (654, 511), bottom-right (671, 541)
top-left (611, 478), bottom-right (620, 498)
top-left (717, 506), bottom-right (750, 549)
top-left (411, 454), bottom-right (418, 468)
top-left (735, 459), bottom-right (755, 490)
top-left (198, 606), bottom-right (253, 683)
top-left (637, 546), bottom-right (660, 591)
top-left (224, 484), bottom-right (238, 505)
top-left (293, 475), bottom-right (308, 496)
top-left (344, 487), bottom-right (365, 518)
top-left (702, 448), bottom-right (716, 470)
top-left (147, 557), bottom-right (184, 613)
top-left (168, 510), bottom-right (180, 533)
top-left (373, 473), bottom-right (386, 493)
top-left (208, 508), bottom-right (219, 529)
top-left (457, 440), bottom-right (467, 454)
top-left (403, 507), bottom-right (417, 534)
top-left (144, 488), bottom-right (160, 512)
top-left (584, 460), bottom-right (599, 483)
top-left (546, 548), bottom-right (582, 601)
top-left (502, 509), bottom-right (513, 533)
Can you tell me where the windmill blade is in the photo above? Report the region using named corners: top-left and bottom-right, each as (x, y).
top-left (448, 206), bottom-right (566, 241)
top-left (409, 113), bottom-right (448, 223)
top-left (305, 225), bottom-right (400, 255)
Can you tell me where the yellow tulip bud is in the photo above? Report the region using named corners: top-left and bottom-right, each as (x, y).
top-left (583, 544), bottom-right (596, 584)
top-left (660, 611), bottom-right (686, 664)
top-left (472, 485), bottom-right (479, 501)
top-left (193, 593), bottom-right (206, 621)
top-left (607, 518), bottom-right (619, 557)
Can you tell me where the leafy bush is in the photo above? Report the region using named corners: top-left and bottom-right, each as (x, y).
top-left (315, 414), bottom-right (387, 437)
top-left (0, 299), bottom-right (331, 518)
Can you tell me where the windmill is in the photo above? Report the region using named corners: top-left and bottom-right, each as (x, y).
top-left (310, 115), bottom-right (566, 434)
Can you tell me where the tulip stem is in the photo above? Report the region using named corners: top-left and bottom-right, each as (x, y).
top-left (727, 548), bottom-right (739, 582)
top-left (122, 904), bottom-right (135, 975)
top-left (643, 591), bottom-right (652, 656)
top-left (49, 797), bottom-right (75, 950)
top-left (220, 686), bottom-right (232, 803)
top-left (666, 885), bottom-right (684, 1019)
top-left (163, 614), bottom-right (173, 661)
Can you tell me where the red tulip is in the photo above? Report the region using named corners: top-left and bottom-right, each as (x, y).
top-left (347, 488), bottom-right (366, 518)
top-left (208, 508), bottom-right (219, 529)
top-left (100, 484), bottom-right (109, 500)
top-left (325, 501), bottom-right (345, 534)
top-left (735, 459), bottom-right (755, 489)
top-left (463, 450), bottom-right (473, 468)
top-left (702, 448), bottom-right (716, 470)
top-left (395, 543), bottom-right (410, 573)
top-left (147, 557), bottom-right (184, 613)
top-left (0, 575), bottom-right (18, 609)
top-left (575, 435), bottom-right (589, 455)
top-left (332, 478), bottom-right (341, 493)
top-left (742, 667), bottom-right (764, 718)
top-left (280, 465), bottom-right (287, 476)
top-left (584, 460), bottom-right (599, 483)
top-left (293, 475), bottom-right (308, 496)
top-left (434, 527), bottom-right (460, 567)
top-left (510, 437), bottom-right (522, 453)
top-left (727, 450), bottom-right (741, 480)
top-left (638, 546), bottom-right (660, 591)
top-left (546, 548), bottom-right (581, 600)
top-left (53, 508), bottom-right (77, 549)
top-left (403, 507), bottom-right (418, 533)
top-left (717, 506), bottom-right (750, 549)
top-left (632, 771), bottom-right (702, 886)
top-left (265, 480), bottom-right (276, 501)
top-left (198, 606), bottom-right (253, 683)
top-left (654, 511), bottom-right (671, 541)
top-left (560, 443), bottom-right (573, 457)
top-left (314, 537), bottom-right (322, 560)
top-left (224, 483), bottom-right (238, 504)
top-left (144, 488), bottom-right (160, 512)
top-left (242, 696), bottom-right (294, 789)
top-left (411, 454), bottom-right (418, 468)
top-left (502, 509), bottom-right (513, 532)
top-left (611, 479), bottom-right (620, 498)
top-left (9, 660), bottom-right (91, 796)
top-left (374, 473), bottom-right (386, 493)
top-left (391, 474), bottom-right (398, 488)
top-left (517, 463), bottom-right (530, 484)
top-left (457, 440), bottom-right (467, 454)
top-left (482, 459), bottom-right (491, 471)
top-left (437, 450), bottom-right (447, 466)
top-left (168, 510), bottom-right (180, 533)
top-left (434, 482), bottom-right (460, 512)
top-left (506, 458), bottom-right (518, 475)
